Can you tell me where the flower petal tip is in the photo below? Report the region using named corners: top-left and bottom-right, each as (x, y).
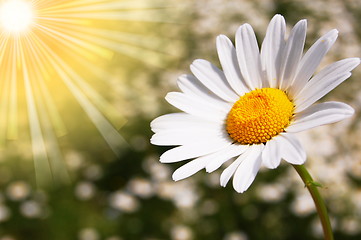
top-left (345, 105), bottom-right (355, 116)
top-left (237, 23), bottom-right (252, 33)
top-left (216, 34), bottom-right (227, 41)
top-left (216, 35), bottom-right (231, 50)
top-left (220, 178), bottom-right (227, 187)
top-left (273, 14), bottom-right (284, 19)
top-left (354, 57), bottom-right (361, 65)
top-left (149, 123), bottom-right (156, 133)
top-left (346, 57), bottom-right (361, 71)
top-left (270, 14), bottom-right (286, 27)
top-left (331, 29), bottom-right (339, 35)
top-left (266, 165), bottom-right (277, 169)
top-left (233, 185), bottom-right (246, 193)
top-left (324, 29), bottom-right (338, 43)
top-left (159, 155), bottom-right (170, 163)
top-left (299, 19), bottom-right (307, 25)
top-left (190, 59), bottom-right (203, 67)
top-left (164, 92), bottom-right (172, 101)
top-left (205, 167), bottom-right (214, 173)
top-left (171, 173), bottom-right (182, 182)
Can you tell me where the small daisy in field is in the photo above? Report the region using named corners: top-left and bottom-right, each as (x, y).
top-left (150, 14), bottom-right (359, 193)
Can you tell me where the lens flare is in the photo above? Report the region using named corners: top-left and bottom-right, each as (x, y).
top-left (0, 0), bottom-right (179, 186)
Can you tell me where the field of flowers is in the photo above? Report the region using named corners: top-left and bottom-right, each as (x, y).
top-left (0, 0), bottom-right (360, 239)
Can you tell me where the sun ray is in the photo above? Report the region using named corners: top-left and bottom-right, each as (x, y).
top-left (0, 45), bottom-right (12, 145)
top-left (21, 33), bottom-right (65, 182)
top-left (22, 32), bottom-right (70, 184)
top-left (8, 44), bottom-right (18, 140)
top-left (19, 34), bottom-right (53, 186)
top-left (0, 0), bottom-right (181, 185)
top-left (21, 30), bottom-right (67, 139)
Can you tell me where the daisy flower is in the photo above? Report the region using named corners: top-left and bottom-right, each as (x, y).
top-left (150, 14), bottom-right (359, 193)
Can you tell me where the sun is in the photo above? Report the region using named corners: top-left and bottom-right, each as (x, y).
top-left (0, 0), bottom-right (34, 33)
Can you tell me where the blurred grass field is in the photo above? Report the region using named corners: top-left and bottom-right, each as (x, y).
top-left (0, 0), bottom-right (361, 239)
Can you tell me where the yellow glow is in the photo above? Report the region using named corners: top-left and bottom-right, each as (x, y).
top-left (0, 0), bottom-right (34, 33)
top-left (226, 88), bottom-right (294, 145)
top-left (0, 0), bottom-right (179, 185)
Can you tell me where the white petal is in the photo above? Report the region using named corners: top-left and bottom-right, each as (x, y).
top-left (190, 59), bottom-right (239, 102)
top-left (165, 92), bottom-right (230, 122)
top-left (206, 144), bottom-right (249, 173)
top-left (232, 145), bottom-right (263, 193)
top-left (278, 133), bottom-right (306, 165)
top-left (220, 147), bottom-right (251, 187)
top-left (151, 113), bottom-right (223, 133)
top-left (160, 139), bottom-right (231, 163)
top-left (172, 143), bottom-right (248, 181)
top-left (287, 101), bottom-right (354, 133)
top-left (216, 35), bottom-right (249, 95)
top-left (262, 137), bottom-right (281, 169)
top-left (172, 155), bottom-right (210, 181)
top-left (294, 58), bottom-right (360, 112)
top-left (278, 19), bottom-right (307, 90)
top-left (260, 14), bottom-right (286, 88)
top-left (153, 124), bottom-right (224, 135)
top-left (151, 128), bottom-right (226, 146)
top-left (177, 74), bottom-right (230, 109)
top-left (289, 30), bottom-right (338, 98)
top-left (235, 24), bottom-right (263, 89)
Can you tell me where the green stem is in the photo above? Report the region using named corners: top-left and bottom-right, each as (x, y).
top-left (293, 164), bottom-right (334, 240)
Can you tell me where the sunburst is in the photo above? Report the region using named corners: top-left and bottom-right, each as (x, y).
top-left (0, 0), bottom-right (178, 185)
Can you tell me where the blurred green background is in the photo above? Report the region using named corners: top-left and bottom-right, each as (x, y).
top-left (1, 0), bottom-right (361, 239)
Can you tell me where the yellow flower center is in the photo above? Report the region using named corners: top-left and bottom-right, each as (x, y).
top-left (226, 88), bottom-right (294, 145)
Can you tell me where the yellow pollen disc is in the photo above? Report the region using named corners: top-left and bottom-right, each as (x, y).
top-left (226, 88), bottom-right (294, 145)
